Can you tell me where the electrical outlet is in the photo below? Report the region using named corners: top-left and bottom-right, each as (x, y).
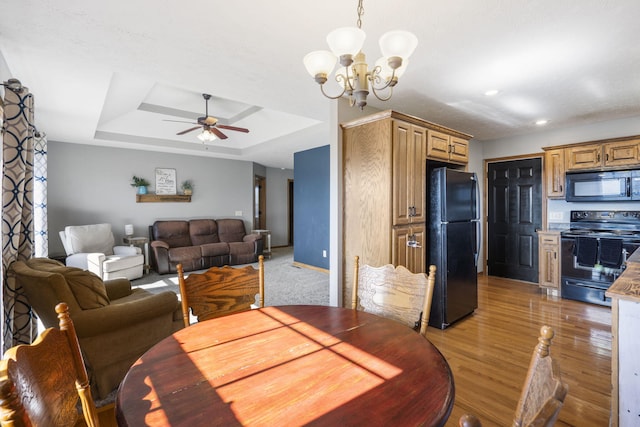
top-left (322, 250), bottom-right (327, 258)
top-left (235, 210), bottom-right (243, 217)
top-left (549, 211), bottom-right (563, 221)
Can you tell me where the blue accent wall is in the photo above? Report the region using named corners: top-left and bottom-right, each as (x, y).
top-left (293, 145), bottom-right (330, 269)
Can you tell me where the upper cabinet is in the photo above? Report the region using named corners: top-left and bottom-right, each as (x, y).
top-left (544, 136), bottom-right (640, 198)
top-left (565, 138), bottom-right (640, 171)
top-left (603, 139), bottom-right (640, 168)
top-left (544, 148), bottom-right (565, 198)
top-left (565, 144), bottom-right (601, 171)
top-left (426, 130), bottom-right (469, 164)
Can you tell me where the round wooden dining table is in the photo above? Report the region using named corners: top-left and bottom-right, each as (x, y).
top-left (116, 305), bottom-right (454, 426)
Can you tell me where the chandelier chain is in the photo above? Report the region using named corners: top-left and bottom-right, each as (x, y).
top-left (356, 0), bottom-right (364, 29)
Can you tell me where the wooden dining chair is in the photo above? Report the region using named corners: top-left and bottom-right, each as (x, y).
top-left (351, 255), bottom-right (436, 336)
top-left (458, 325), bottom-right (568, 427)
top-left (177, 255), bottom-right (265, 327)
top-left (0, 302), bottom-right (100, 427)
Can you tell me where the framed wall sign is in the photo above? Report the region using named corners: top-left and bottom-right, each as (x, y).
top-left (155, 168), bottom-right (177, 195)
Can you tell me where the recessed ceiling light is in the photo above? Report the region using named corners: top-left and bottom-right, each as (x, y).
top-left (535, 119), bottom-right (549, 126)
top-left (484, 89), bottom-right (499, 96)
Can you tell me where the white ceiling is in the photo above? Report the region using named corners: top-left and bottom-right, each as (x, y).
top-left (1, 1), bottom-right (639, 169)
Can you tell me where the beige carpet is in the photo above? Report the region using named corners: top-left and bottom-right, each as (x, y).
top-left (131, 246), bottom-right (330, 306)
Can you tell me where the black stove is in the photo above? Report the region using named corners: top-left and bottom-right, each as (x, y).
top-left (561, 210), bottom-right (640, 238)
top-left (560, 210), bottom-right (640, 306)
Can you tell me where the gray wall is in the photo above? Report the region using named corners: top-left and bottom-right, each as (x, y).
top-left (266, 167), bottom-right (294, 247)
top-left (47, 141), bottom-right (293, 256)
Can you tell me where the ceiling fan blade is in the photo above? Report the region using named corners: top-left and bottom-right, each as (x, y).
top-left (210, 127), bottom-right (228, 139)
top-left (217, 124), bottom-right (250, 133)
top-left (163, 119), bottom-right (198, 124)
top-left (177, 126), bottom-right (202, 135)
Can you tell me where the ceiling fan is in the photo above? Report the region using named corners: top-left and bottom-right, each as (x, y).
top-left (165, 93), bottom-right (250, 140)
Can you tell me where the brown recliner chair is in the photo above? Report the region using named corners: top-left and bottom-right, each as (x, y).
top-left (7, 257), bottom-right (183, 400)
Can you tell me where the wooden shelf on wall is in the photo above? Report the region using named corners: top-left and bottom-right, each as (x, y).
top-left (136, 194), bottom-right (191, 203)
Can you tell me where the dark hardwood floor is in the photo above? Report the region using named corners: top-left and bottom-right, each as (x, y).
top-left (427, 274), bottom-right (611, 427)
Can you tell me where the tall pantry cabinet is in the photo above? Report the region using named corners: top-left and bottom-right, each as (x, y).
top-left (342, 110), bottom-right (471, 304)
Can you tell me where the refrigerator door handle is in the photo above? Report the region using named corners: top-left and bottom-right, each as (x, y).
top-left (472, 219), bottom-right (480, 266)
top-left (472, 174), bottom-right (481, 266)
top-left (472, 173), bottom-right (481, 222)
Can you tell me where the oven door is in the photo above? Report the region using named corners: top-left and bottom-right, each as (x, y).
top-left (561, 237), bottom-right (634, 281)
top-left (561, 237), bottom-right (640, 306)
top-left (561, 278), bottom-right (611, 306)
top-left (565, 170), bottom-right (631, 202)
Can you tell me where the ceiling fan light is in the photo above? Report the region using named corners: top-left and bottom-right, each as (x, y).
top-left (326, 27), bottom-right (366, 57)
top-left (197, 130), bottom-right (217, 142)
top-left (379, 30), bottom-right (418, 60)
top-left (303, 50), bottom-right (337, 79)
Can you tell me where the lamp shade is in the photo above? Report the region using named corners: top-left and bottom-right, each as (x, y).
top-left (303, 50), bottom-right (337, 77)
top-left (326, 27), bottom-right (366, 57)
top-left (379, 30), bottom-right (418, 59)
top-left (197, 130), bottom-right (217, 142)
top-left (125, 224), bottom-right (134, 236)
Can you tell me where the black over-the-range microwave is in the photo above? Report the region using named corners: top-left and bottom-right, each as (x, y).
top-left (565, 169), bottom-right (640, 202)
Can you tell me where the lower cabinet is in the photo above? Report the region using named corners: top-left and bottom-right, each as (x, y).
top-left (538, 231), bottom-right (560, 293)
top-left (392, 224), bottom-right (425, 274)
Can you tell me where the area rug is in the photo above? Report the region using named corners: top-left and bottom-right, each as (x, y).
top-left (131, 247), bottom-right (330, 306)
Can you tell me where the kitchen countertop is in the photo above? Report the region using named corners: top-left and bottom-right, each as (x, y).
top-left (606, 249), bottom-right (640, 302)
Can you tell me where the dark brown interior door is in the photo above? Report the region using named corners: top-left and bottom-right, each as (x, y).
top-left (254, 175), bottom-right (266, 230)
top-left (487, 158), bottom-right (542, 282)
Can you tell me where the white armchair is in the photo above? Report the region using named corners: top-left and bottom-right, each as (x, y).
top-left (59, 223), bottom-right (144, 280)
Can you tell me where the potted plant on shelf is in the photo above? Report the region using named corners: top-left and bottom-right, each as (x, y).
top-left (181, 180), bottom-right (193, 196)
top-left (130, 176), bottom-right (150, 195)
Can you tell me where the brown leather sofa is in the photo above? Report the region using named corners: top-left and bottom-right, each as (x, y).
top-left (7, 258), bottom-right (183, 400)
top-left (150, 218), bottom-right (263, 274)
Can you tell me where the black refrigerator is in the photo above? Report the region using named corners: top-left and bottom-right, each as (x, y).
top-left (428, 167), bottom-right (480, 329)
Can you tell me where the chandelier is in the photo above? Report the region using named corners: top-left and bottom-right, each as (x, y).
top-left (303, 0), bottom-right (418, 109)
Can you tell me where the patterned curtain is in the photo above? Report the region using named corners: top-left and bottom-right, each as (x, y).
top-left (1, 83), bottom-right (37, 352)
top-left (33, 132), bottom-right (48, 258)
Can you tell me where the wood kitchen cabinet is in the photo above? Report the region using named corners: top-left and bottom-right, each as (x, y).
top-left (342, 110), bottom-right (472, 303)
top-left (603, 139), bottom-right (640, 168)
top-left (543, 136), bottom-right (640, 198)
top-left (426, 130), bottom-right (469, 164)
top-left (565, 139), bottom-right (640, 171)
top-left (544, 148), bottom-right (565, 198)
top-left (392, 224), bottom-right (425, 274)
top-left (393, 121), bottom-right (426, 225)
top-left (565, 143), bottom-right (601, 171)
top-left (538, 231), bottom-right (560, 293)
